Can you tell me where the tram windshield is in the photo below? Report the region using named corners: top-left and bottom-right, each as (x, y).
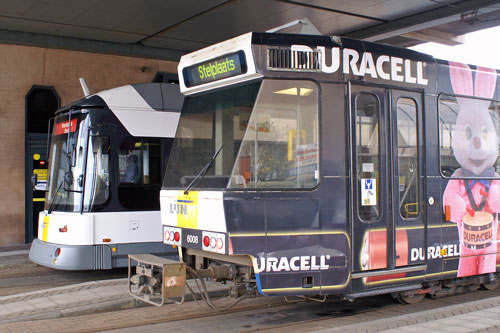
top-left (164, 79), bottom-right (320, 190)
top-left (45, 111), bottom-right (110, 212)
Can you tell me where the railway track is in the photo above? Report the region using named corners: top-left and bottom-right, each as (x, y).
top-left (48, 283), bottom-right (500, 333)
top-left (0, 256), bottom-right (127, 296)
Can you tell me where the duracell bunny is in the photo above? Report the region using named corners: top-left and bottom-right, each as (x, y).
top-left (443, 61), bottom-right (500, 277)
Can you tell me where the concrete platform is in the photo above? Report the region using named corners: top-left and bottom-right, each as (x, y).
top-left (0, 244), bottom-right (226, 325)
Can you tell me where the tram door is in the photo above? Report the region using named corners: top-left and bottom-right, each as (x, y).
top-left (350, 84), bottom-right (425, 276)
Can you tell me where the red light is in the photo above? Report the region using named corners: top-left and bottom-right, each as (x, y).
top-left (203, 236), bottom-right (210, 247)
top-left (40, 160), bottom-right (45, 166)
top-left (55, 248), bottom-right (61, 257)
top-left (174, 232), bottom-right (180, 242)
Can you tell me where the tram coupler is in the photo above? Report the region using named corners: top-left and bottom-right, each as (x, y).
top-left (128, 253), bottom-right (186, 307)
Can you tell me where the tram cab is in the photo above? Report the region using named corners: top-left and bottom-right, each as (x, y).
top-left (133, 32), bottom-right (500, 303)
top-left (30, 83), bottom-right (182, 270)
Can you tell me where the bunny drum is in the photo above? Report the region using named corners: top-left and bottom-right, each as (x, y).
top-left (462, 212), bottom-right (494, 249)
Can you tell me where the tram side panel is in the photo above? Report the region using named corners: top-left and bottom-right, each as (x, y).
top-left (225, 83), bottom-right (350, 295)
top-left (360, 61), bottom-right (500, 284)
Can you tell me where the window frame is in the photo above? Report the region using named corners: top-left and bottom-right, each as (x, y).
top-left (354, 92), bottom-right (382, 223)
top-left (396, 96), bottom-right (420, 220)
top-left (438, 92), bottom-right (500, 179)
top-left (227, 78), bottom-right (322, 191)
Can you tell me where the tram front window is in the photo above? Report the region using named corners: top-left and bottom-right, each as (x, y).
top-left (164, 81), bottom-right (261, 189)
top-left (229, 80), bottom-right (319, 189)
top-left (163, 79), bottom-right (320, 190)
top-left (45, 112), bottom-right (89, 212)
top-left (45, 111), bottom-right (110, 212)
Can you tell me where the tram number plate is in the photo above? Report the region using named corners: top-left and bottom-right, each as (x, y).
top-left (182, 229), bottom-right (202, 250)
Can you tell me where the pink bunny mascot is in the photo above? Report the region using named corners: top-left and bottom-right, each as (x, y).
top-left (443, 61), bottom-right (500, 278)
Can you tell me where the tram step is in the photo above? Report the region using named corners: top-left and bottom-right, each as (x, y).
top-left (343, 283), bottom-right (422, 301)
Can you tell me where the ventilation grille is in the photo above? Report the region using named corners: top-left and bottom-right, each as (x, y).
top-left (268, 47), bottom-right (321, 71)
top-left (92, 245), bottom-right (110, 270)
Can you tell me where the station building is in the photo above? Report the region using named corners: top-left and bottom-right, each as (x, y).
top-left (0, 43), bottom-right (177, 245)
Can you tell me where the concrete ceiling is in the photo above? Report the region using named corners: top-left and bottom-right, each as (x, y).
top-left (0, 0), bottom-right (499, 60)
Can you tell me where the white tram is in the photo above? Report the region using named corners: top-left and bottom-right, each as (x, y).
top-left (30, 83), bottom-right (182, 270)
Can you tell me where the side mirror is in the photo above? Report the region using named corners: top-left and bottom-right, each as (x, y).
top-left (64, 171), bottom-right (74, 186)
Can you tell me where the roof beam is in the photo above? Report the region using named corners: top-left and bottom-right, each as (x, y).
top-left (274, 0), bottom-right (387, 23)
top-left (345, 0), bottom-right (500, 41)
top-left (0, 29), bottom-right (185, 61)
top-left (402, 28), bottom-right (465, 46)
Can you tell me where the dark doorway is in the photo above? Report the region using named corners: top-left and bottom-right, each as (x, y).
top-left (25, 86), bottom-right (60, 243)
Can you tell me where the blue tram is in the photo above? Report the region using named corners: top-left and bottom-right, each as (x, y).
top-left (131, 32), bottom-right (500, 305)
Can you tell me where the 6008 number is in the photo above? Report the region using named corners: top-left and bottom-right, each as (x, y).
top-left (186, 235), bottom-right (199, 244)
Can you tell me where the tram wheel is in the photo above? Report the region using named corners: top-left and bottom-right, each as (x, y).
top-left (397, 293), bottom-right (425, 304)
top-left (482, 278), bottom-right (500, 290)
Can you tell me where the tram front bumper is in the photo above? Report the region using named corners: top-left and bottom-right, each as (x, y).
top-left (29, 238), bottom-right (110, 270)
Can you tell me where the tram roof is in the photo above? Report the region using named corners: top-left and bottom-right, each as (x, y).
top-left (0, 0), bottom-right (500, 61)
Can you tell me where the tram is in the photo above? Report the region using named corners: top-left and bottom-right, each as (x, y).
top-left (130, 32), bottom-right (500, 305)
top-left (30, 83), bottom-right (182, 270)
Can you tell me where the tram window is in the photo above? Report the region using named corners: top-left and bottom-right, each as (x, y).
top-left (355, 93), bottom-right (380, 221)
top-left (229, 80), bottom-right (319, 189)
top-left (439, 95), bottom-right (500, 177)
top-left (397, 98), bottom-right (419, 219)
top-left (84, 136), bottom-right (110, 210)
top-left (118, 138), bottom-right (162, 210)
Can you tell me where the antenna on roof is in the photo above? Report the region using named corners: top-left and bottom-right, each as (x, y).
top-left (266, 17), bottom-right (321, 35)
top-left (79, 78), bottom-right (90, 97)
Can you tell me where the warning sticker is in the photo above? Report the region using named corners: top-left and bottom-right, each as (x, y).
top-left (33, 169), bottom-right (48, 181)
top-left (33, 169), bottom-right (48, 191)
top-left (361, 178), bottom-right (377, 206)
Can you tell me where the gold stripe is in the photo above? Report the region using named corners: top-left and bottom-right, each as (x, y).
top-left (41, 216), bottom-right (49, 242)
top-left (363, 269), bottom-right (459, 286)
top-left (261, 276), bottom-right (351, 293)
top-left (232, 231), bottom-right (351, 249)
top-left (33, 198), bottom-right (45, 202)
top-left (261, 269), bottom-right (463, 292)
top-left (232, 224), bottom-right (455, 238)
top-left (230, 230), bottom-right (348, 237)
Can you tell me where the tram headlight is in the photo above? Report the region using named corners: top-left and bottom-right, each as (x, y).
top-left (163, 226), bottom-right (182, 246)
top-left (202, 231), bottom-right (226, 254)
top-left (216, 238), bottom-right (223, 250)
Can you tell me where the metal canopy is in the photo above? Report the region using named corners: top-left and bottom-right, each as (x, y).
top-left (0, 0), bottom-right (499, 60)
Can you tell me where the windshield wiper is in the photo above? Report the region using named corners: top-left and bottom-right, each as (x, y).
top-left (184, 143), bottom-right (226, 194)
top-left (47, 171), bottom-right (82, 213)
top-left (47, 179), bottom-right (65, 214)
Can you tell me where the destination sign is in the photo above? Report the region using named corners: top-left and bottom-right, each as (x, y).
top-left (54, 118), bottom-right (77, 135)
top-left (183, 51), bottom-right (247, 88)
